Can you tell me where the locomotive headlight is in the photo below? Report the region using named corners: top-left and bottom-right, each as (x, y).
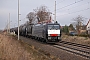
top-left (48, 37), bottom-right (51, 39)
top-left (48, 34), bottom-right (50, 36)
top-left (58, 37), bottom-right (60, 39)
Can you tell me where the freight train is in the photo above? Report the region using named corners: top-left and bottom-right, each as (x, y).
top-left (11, 22), bottom-right (61, 43)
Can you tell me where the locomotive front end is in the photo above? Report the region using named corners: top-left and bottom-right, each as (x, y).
top-left (47, 24), bottom-right (61, 42)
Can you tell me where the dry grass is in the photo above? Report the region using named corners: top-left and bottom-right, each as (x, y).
top-left (61, 35), bottom-right (90, 46)
top-left (0, 33), bottom-right (34, 60)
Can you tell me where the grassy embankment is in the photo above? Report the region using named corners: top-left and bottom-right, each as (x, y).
top-left (0, 32), bottom-right (60, 60)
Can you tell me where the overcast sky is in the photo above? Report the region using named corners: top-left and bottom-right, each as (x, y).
top-left (0, 0), bottom-right (90, 30)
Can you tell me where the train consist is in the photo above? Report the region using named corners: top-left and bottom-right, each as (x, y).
top-left (11, 22), bottom-right (61, 43)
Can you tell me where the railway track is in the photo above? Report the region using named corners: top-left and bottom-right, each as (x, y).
top-left (19, 36), bottom-right (90, 60)
top-left (53, 41), bottom-right (90, 59)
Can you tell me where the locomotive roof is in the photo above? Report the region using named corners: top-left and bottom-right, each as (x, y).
top-left (47, 23), bottom-right (60, 25)
top-left (34, 23), bottom-right (60, 27)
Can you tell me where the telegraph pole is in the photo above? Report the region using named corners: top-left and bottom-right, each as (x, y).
top-left (7, 19), bottom-right (9, 33)
top-left (54, 1), bottom-right (56, 22)
top-left (9, 13), bottom-right (10, 33)
top-left (18, 0), bottom-right (20, 40)
top-left (7, 19), bottom-right (8, 33)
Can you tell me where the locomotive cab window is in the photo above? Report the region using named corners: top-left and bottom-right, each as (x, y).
top-left (48, 25), bottom-right (60, 30)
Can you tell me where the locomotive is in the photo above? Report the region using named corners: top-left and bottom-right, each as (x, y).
top-left (13, 22), bottom-right (61, 43)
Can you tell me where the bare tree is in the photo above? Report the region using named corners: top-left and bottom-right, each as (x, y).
top-left (27, 5), bottom-right (51, 24)
top-left (35, 5), bottom-right (51, 22)
top-left (73, 15), bottom-right (84, 34)
top-left (26, 12), bottom-right (36, 23)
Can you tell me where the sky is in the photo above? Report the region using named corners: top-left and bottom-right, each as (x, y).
top-left (0, 0), bottom-right (90, 30)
